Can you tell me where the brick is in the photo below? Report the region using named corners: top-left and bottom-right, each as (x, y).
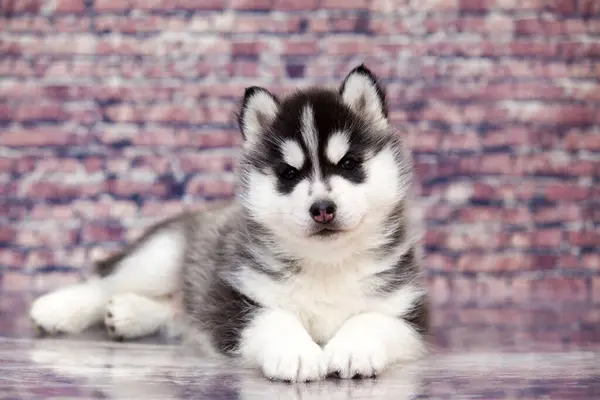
top-left (323, 37), bottom-right (374, 56)
top-left (473, 277), bottom-right (513, 305)
top-left (567, 231), bottom-right (600, 247)
top-left (456, 253), bottom-right (535, 272)
top-left (180, 152), bottom-right (235, 173)
top-left (106, 179), bottom-right (172, 198)
top-left (321, 0), bottom-right (368, 9)
top-left (186, 176), bottom-right (235, 197)
top-left (104, 104), bottom-right (189, 123)
top-left (515, 18), bottom-right (588, 35)
top-left (442, 132), bottom-right (480, 152)
top-left (458, 308), bottom-right (541, 326)
top-left (282, 40), bottom-right (318, 56)
top-left (531, 230), bottom-right (563, 247)
top-left (308, 16), bottom-right (329, 33)
top-left (54, 16), bottom-right (91, 32)
top-left (0, 128), bottom-right (86, 147)
top-left (446, 231), bottom-right (509, 251)
top-left (231, 15), bottom-right (303, 34)
top-left (560, 42), bottom-right (600, 59)
top-left (54, 0), bottom-right (86, 13)
top-left (508, 231), bottom-right (559, 249)
top-left (564, 131), bottom-right (600, 151)
top-left (502, 103), bottom-right (596, 125)
top-left (231, 41), bottom-right (268, 57)
top-left (516, 154), bottom-right (597, 177)
top-left (139, 201), bottom-right (187, 218)
top-left (533, 204), bottom-right (582, 224)
top-left (225, 60), bottom-right (258, 77)
top-left (231, 0), bottom-right (272, 10)
top-left (95, 0), bottom-right (224, 11)
top-left (29, 157), bottom-right (80, 174)
top-left (459, 207), bottom-right (530, 225)
top-left (2, 0), bottom-right (44, 13)
top-left (72, 200), bottom-right (138, 219)
top-left (159, 0), bottom-right (225, 10)
top-left (544, 183), bottom-right (590, 201)
top-left (529, 278), bottom-right (588, 302)
top-left (95, 16), bottom-right (164, 34)
top-left (93, 0), bottom-right (130, 11)
top-left (16, 226), bottom-right (79, 247)
top-left (29, 204), bottom-right (75, 220)
top-left (1, 16), bottom-right (49, 33)
top-left (273, 0), bottom-right (317, 9)
top-left (134, 129), bottom-right (238, 148)
top-left (81, 223), bottom-right (125, 243)
top-left (459, 0), bottom-right (577, 14)
top-left (22, 181), bottom-right (106, 200)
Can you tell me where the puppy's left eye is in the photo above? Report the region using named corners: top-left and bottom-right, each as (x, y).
top-left (280, 166), bottom-right (299, 180)
top-left (339, 156), bottom-right (358, 171)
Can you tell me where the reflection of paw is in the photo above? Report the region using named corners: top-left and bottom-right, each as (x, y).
top-left (104, 293), bottom-right (169, 341)
top-left (30, 283), bottom-right (105, 335)
top-left (238, 369), bottom-right (422, 400)
top-left (260, 337), bottom-right (327, 382)
top-left (324, 334), bottom-right (387, 379)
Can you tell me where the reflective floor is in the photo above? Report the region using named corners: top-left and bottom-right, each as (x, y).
top-left (2, 338), bottom-right (600, 399)
top-left (1, 293), bottom-right (600, 399)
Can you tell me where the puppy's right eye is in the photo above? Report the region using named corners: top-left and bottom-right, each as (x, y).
top-left (280, 166), bottom-right (299, 180)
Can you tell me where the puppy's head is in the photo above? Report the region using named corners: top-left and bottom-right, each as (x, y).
top-left (236, 66), bottom-right (412, 257)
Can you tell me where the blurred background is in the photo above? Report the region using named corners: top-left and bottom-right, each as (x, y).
top-left (1, 0), bottom-right (599, 349)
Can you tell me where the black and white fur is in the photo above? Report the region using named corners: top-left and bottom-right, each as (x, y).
top-left (29, 65), bottom-right (429, 382)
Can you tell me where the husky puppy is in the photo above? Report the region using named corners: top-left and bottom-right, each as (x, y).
top-left (29, 65), bottom-right (429, 382)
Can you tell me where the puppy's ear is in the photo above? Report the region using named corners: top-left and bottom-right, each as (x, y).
top-left (339, 64), bottom-right (388, 125)
top-left (237, 87), bottom-right (280, 148)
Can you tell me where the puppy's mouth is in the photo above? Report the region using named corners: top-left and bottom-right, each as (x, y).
top-left (310, 226), bottom-right (344, 238)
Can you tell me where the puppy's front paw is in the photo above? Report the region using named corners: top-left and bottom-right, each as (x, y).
top-left (323, 334), bottom-right (387, 379)
top-left (260, 337), bottom-right (327, 382)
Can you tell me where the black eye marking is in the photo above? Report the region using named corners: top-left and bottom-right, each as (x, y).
top-left (339, 155), bottom-right (359, 171)
top-left (280, 166), bottom-right (299, 180)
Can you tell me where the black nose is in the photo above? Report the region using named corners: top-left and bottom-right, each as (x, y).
top-left (309, 200), bottom-right (336, 224)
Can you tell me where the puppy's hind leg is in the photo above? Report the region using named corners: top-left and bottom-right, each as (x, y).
top-left (30, 277), bottom-right (110, 335)
top-left (104, 223), bottom-right (185, 298)
top-left (30, 218), bottom-right (187, 336)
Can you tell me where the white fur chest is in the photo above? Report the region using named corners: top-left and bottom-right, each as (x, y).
top-left (284, 265), bottom-right (371, 344)
top-left (237, 255), bottom-right (409, 345)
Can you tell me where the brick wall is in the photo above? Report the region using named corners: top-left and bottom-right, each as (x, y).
top-left (1, 0), bottom-right (599, 347)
